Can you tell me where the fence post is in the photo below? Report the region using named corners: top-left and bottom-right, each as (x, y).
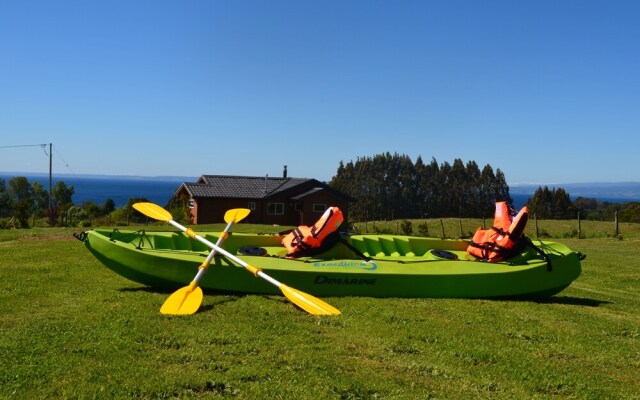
top-left (614, 211), bottom-right (619, 237)
top-left (535, 213), bottom-right (539, 238)
top-left (440, 219), bottom-right (446, 239)
top-left (578, 212), bottom-right (582, 239)
top-left (459, 219), bottom-right (463, 238)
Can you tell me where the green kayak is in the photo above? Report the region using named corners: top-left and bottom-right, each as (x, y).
top-left (79, 229), bottom-right (582, 299)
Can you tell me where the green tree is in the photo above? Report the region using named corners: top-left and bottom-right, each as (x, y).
top-left (553, 188), bottom-right (574, 219)
top-left (465, 160), bottom-right (482, 217)
top-left (102, 199), bottom-right (116, 216)
top-left (167, 195), bottom-right (191, 224)
top-left (529, 186), bottom-right (551, 218)
top-left (31, 181), bottom-right (49, 218)
top-left (127, 198), bottom-right (151, 224)
top-left (416, 157), bottom-right (441, 218)
top-left (82, 200), bottom-right (101, 221)
top-left (52, 181), bottom-right (74, 210)
top-left (528, 186), bottom-right (574, 219)
top-left (439, 161), bottom-right (453, 216)
top-left (619, 202), bottom-right (640, 223)
top-left (66, 205), bottom-right (89, 227)
top-left (494, 169), bottom-right (512, 205)
top-left (0, 179), bottom-right (10, 218)
top-left (46, 181), bottom-right (74, 226)
top-left (479, 165), bottom-right (497, 218)
top-left (450, 158), bottom-right (467, 216)
top-left (8, 177), bottom-right (33, 228)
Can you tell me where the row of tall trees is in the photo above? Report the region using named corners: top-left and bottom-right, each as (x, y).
top-left (329, 153), bottom-right (512, 220)
top-left (528, 186), bottom-right (574, 219)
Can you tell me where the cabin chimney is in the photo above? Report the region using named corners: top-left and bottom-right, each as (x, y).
top-left (283, 165), bottom-right (288, 178)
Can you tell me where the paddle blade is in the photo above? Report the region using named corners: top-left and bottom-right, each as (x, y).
top-left (133, 202), bottom-right (173, 222)
top-left (280, 284), bottom-right (341, 315)
top-left (224, 208), bottom-right (251, 224)
top-left (160, 285), bottom-right (204, 315)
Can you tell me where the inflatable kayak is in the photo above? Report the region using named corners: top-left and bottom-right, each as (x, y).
top-left (78, 229), bottom-right (582, 299)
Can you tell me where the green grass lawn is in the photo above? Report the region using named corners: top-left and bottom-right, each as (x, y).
top-left (1, 225), bottom-right (638, 399)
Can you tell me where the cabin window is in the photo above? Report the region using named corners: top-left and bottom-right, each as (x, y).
top-left (267, 202), bottom-right (284, 215)
top-left (248, 201), bottom-right (256, 211)
top-left (313, 203), bottom-right (327, 213)
top-left (188, 199), bottom-right (195, 209)
top-left (294, 202), bottom-right (302, 212)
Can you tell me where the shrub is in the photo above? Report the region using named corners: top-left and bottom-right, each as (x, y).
top-left (417, 222), bottom-right (429, 237)
top-left (400, 220), bottom-right (413, 235)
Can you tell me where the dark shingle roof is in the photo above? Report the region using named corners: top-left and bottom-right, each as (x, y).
top-left (290, 187), bottom-right (324, 200)
top-left (185, 175), bottom-right (313, 199)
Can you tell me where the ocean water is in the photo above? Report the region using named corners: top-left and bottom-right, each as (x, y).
top-left (0, 173), bottom-right (193, 208)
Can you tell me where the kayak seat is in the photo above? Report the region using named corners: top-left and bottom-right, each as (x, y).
top-left (362, 237), bottom-right (386, 257)
top-left (351, 237), bottom-right (413, 257)
top-left (379, 238), bottom-right (401, 257)
top-left (153, 235), bottom-right (174, 250)
top-left (173, 234), bottom-right (208, 252)
top-left (393, 237), bottom-right (415, 257)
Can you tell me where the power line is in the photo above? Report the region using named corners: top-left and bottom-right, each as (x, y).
top-left (52, 145), bottom-right (74, 174)
top-left (1, 143), bottom-right (75, 174)
top-left (0, 143), bottom-right (48, 149)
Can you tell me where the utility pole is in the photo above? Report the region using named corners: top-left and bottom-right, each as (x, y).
top-left (49, 143), bottom-right (52, 208)
top-left (48, 143), bottom-right (54, 225)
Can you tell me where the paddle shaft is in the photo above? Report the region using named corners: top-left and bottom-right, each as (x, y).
top-left (167, 219), bottom-right (283, 289)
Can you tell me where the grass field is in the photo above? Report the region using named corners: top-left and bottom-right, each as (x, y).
top-left (1, 222), bottom-right (638, 399)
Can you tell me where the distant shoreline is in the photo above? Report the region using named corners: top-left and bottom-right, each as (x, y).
top-left (2, 172), bottom-right (639, 208)
top-left (0, 172), bottom-right (192, 208)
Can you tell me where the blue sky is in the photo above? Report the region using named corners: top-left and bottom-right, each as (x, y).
top-left (1, 0), bottom-right (638, 184)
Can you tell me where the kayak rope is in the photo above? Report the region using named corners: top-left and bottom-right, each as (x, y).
top-left (105, 229), bottom-right (152, 249)
top-left (524, 238), bottom-right (553, 271)
top-left (73, 231), bottom-right (87, 242)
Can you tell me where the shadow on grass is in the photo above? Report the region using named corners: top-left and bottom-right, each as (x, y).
top-left (118, 285), bottom-right (250, 313)
top-left (535, 296), bottom-right (611, 307)
top-left (198, 295), bottom-right (248, 313)
top-left (497, 295), bottom-right (611, 307)
top-left (482, 295), bottom-right (611, 307)
top-left (119, 286), bottom-right (175, 294)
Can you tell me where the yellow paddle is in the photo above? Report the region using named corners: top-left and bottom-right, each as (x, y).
top-left (133, 202), bottom-right (341, 316)
top-left (159, 207), bottom-right (250, 315)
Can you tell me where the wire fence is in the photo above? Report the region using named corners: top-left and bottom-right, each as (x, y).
top-left (352, 212), bottom-right (639, 240)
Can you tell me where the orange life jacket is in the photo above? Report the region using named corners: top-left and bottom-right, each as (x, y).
top-left (282, 207), bottom-right (344, 258)
top-left (467, 202), bottom-right (529, 262)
